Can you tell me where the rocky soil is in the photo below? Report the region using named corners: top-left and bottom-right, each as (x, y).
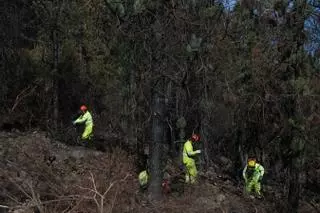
top-left (0, 131), bottom-right (318, 213)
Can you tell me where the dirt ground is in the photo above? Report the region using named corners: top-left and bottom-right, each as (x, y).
top-left (0, 131), bottom-right (318, 213)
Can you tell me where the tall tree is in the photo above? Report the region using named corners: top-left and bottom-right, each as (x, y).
top-left (149, 76), bottom-right (165, 200)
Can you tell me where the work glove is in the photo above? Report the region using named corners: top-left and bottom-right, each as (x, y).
top-left (195, 150), bottom-right (201, 154)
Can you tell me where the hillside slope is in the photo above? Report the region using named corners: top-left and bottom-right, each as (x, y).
top-left (0, 131), bottom-right (317, 213)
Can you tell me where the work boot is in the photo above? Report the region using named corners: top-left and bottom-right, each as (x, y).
top-left (256, 194), bottom-right (263, 199)
top-left (255, 192), bottom-right (263, 199)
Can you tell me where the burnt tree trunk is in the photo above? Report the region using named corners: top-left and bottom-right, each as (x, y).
top-left (148, 77), bottom-right (165, 200)
top-left (128, 65), bottom-right (137, 149)
top-left (281, 1), bottom-right (307, 211)
top-left (52, 29), bottom-right (59, 130)
top-left (287, 159), bottom-right (300, 213)
top-left (44, 0), bottom-right (66, 131)
top-left (281, 91), bottom-right (299, 213)
top-left (200, 67), bottom-right (210, 170)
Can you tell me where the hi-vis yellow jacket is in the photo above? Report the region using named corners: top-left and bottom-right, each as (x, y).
top-left (138, 170), bottom-right (149, 187)
top-left (183, 140), bottom-right (200, 164)
top-left (74, 111), bottom-right (93, 127)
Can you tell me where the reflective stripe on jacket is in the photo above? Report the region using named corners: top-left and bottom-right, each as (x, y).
top-left (74, 111), bottom-right (93, 126)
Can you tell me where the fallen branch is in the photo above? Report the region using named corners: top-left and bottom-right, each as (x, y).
top-left (79, 172), bottom-right (131, 213)
top-left (11, 84), bottom-right (38, 113)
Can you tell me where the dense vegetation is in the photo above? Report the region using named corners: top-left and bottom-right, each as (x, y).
top-left (1, 0), bottom-right (320, 212)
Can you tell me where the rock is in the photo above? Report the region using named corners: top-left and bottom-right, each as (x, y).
top-left (216, 194), bottom-right (226, 203)
top-left (70, 150), bottom-right (86, 159)
top-left (206, 167), bottom-right (217, 178)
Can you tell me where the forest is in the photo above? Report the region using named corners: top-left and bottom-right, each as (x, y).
top-left (1, 0), bottom-right (320, 213)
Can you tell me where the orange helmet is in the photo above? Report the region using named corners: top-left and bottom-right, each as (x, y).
top-left (80, 105), bottom-right (87, 111)
top-left (191, 134), bottom-right (200, 142)
top-left (248, 158), bottom-right (256, 168)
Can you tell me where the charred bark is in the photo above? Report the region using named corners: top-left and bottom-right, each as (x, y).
top-left (52, 29), bottom-right (59, 131)
top-left (287, 159), bottom-right (300, 213)
top-left (148, 77), bottom-right (165, 200)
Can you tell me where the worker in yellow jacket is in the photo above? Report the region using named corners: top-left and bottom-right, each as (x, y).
top-left (183, 134), bottom-right (201, 184)
top-left (138, 170), bottom-right (171, 194)
top-left (73, 105), bottom-right (93, 141)
top-left (138, 170), bottom-right (149, 190)
top-left (243, 157), bottom-right (265, 198)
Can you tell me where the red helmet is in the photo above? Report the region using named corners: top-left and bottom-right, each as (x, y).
top-left (191, 134), bottom-right (200, 142)
top-left (80, 105), bottom-right (87, 111)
